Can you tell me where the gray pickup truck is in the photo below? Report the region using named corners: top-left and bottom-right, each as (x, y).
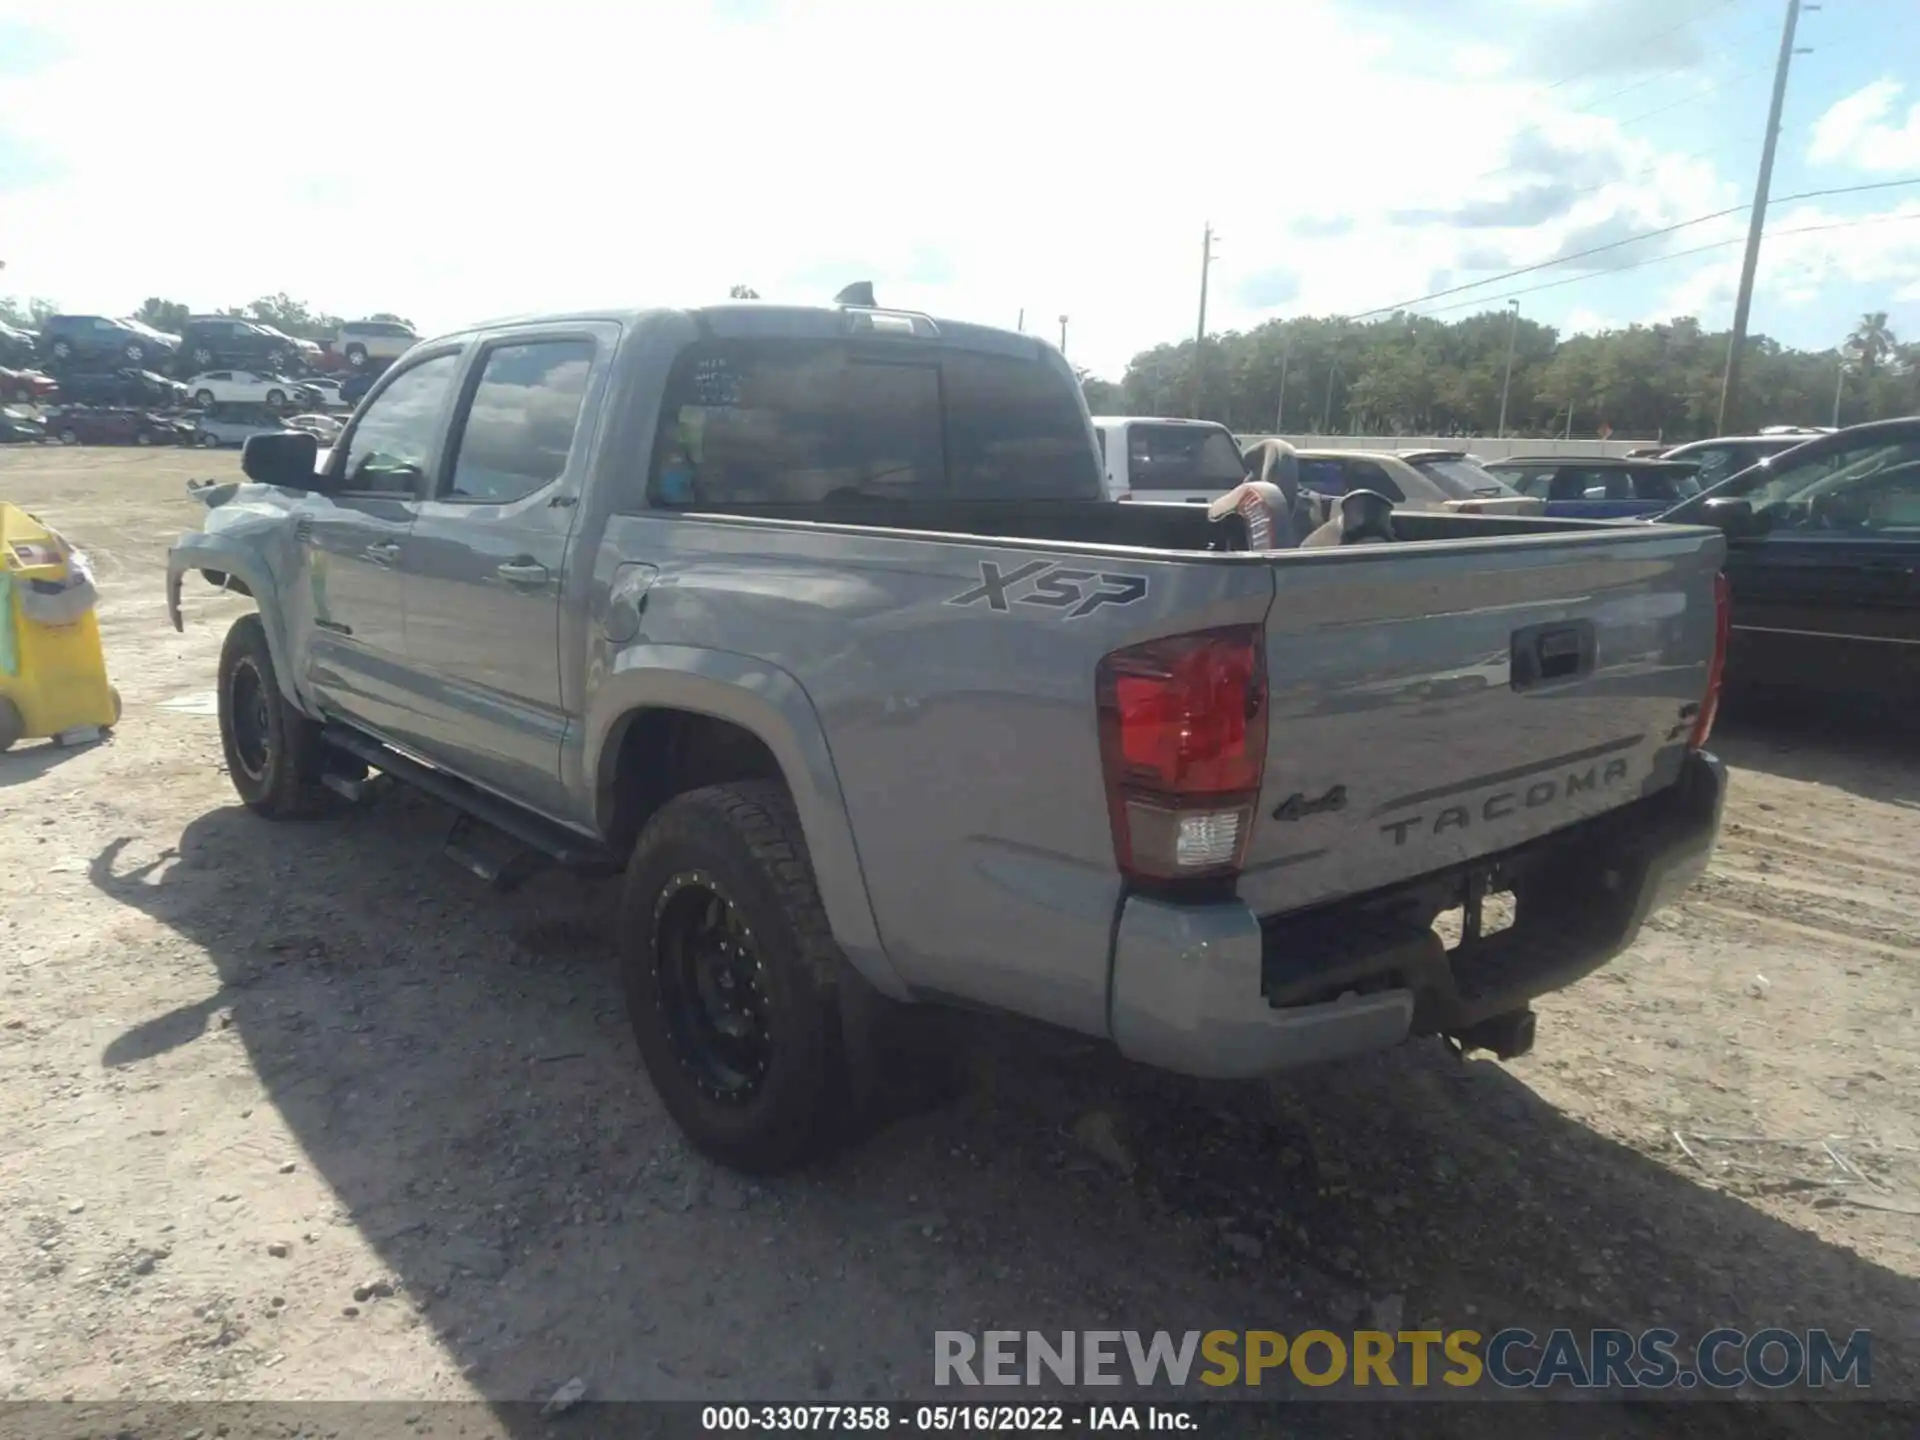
top-left (167, 299), bottom-right (1730, 1172)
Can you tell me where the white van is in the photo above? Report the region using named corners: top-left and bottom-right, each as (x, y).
top-left (1090, 416), bottom-right (1247, 504)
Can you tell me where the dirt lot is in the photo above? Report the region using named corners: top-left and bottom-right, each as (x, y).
top-left (1, 446), bottom-right (1916, 1436)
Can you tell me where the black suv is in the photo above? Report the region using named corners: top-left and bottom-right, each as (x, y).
top-left (37, 315), bottom-right (180, 370)
top-left (177, 316), bottom-right (303, 376)
top-left (53, 368), bottom-right (190, 409)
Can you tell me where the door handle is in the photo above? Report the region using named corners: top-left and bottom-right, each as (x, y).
top-left (497, 559), bottom-right (549, 587)
top-left (364, 540), bottom-right (401, 564)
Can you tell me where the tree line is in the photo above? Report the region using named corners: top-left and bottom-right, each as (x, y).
top-left (1084, 309), bottom-right (1916, 441)
top-left (0, 294), bottom-right (413, 345)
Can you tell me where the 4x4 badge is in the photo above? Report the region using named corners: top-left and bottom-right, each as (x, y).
top-left (1273, 784), bottom-right (1348, 822)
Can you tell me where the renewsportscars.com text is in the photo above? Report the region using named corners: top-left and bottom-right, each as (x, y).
top-left (934, 1328), bottom-right (1871, 1391)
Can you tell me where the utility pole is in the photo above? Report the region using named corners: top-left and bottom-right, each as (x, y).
top-left (1057, 315), bottom-right (1068, 355)
top-left (1016, 308), bottom-right (1024, 333)
top-left (1832, 356), bottom-right (1847, 427)
top-left (1192, 222), bottom-right (1218, 418)
top-left (1321, 358), bottom-right (1340, 433)
top-left (1275, 338), bottom-right (1294, 433)
top-left (1496, 300), bottom-right (1521, 438)
top-left (1718, 0), bottom-right (1808, 435)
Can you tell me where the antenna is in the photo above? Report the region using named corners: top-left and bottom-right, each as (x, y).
top-left (833, 282), bottom-right (877, 308)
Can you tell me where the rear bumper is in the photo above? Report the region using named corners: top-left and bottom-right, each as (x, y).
top-left (1108, 748), bottom-right (1726, 1080)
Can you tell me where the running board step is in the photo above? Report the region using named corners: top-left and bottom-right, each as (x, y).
top-left (318, 725), bottom-right (619, 875)
top-left (444, 811), bottom-right (546, 892)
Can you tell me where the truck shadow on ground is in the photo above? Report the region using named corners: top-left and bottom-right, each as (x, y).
top-left (89, 790), bottom-right (1916, 1440)
top-left (1714, 695), bottom-right (1919, 809)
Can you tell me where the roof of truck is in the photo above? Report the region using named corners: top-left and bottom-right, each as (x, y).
top-left (455, 303), bottom-right (1044, 357)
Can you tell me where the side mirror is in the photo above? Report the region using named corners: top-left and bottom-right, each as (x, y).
top-left (241, 429), bottom-right (320, 488)
top-left (1699, 496), bottom-right (1760, 537)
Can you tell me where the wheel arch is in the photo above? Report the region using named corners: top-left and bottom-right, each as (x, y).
top-left (585, 649), bottom-right (901, 998)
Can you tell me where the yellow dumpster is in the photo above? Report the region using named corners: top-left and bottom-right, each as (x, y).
top-left (0, 502), bottom-right (120, 752)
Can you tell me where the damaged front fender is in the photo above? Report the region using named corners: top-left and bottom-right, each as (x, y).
top-left (165, 483), bottom-right (309, 708)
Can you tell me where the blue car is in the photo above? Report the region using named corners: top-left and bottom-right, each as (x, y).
top-left (1483, 457), bottom-right (1702, 519)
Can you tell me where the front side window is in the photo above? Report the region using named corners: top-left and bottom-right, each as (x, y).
top-left (336, 353), bottom-right (460, 494)
top-left (443, 339), bottom-right (594, 504)
top-left (1741, 440), bottom-right (1920, 534)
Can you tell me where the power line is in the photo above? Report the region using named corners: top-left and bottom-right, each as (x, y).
top-left (1539, 0), bottom-right (1749, 93)
top-left (1409, 211), bottom-right (1920, 318)
top-left (1352, 177), bottom-right (1920, 320)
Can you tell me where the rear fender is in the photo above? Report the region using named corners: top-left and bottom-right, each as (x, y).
top-left (585, 645), bottom-right (901, 998)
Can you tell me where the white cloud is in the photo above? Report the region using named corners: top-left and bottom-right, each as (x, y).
top-left (1808, 79), bottom-right (1920, 172)
top-left (1654, 202), bottom-right (1920, 332)
top-left (0, 0), bottom-right (1903, 376)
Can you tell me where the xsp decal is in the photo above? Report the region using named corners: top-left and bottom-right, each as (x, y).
top-left (947, 559), bottom-right (1150, 619)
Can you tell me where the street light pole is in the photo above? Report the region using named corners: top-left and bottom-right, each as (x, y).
top-left (1275, 339), bottom-right (1294, 433)
top-left (1832, 357), bottom-right (1847, 427)
top-left (1058, 315), bottom-right (1068, 356)
top-left (1497, 300), bottom-right (1521, 438)
top-left (1717, 0), bottom-right (1807, 435)
top-left (1016, 309), bottom-right (1024, 333)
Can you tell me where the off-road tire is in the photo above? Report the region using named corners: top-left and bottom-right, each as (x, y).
top-left (619, 781), bottom-right (849, 1173)
top-left (217, 614), bottom-right (329, 818)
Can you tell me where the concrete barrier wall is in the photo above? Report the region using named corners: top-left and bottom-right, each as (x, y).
top-left (1234, 434), bottom-right (1658, 461)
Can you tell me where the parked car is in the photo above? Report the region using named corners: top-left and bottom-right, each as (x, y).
top-left (1483, 456), bottom-right (1704, 518)
top-left (1294, 448), bottom-right (1544, 515)
top-left (282, 412), bottom-right (343, 443)
top-left (334, 318), bottom-right (417, 369)
top-left (168, 299), bottom-right (1729, 1173)
top-left (296, 376), bottom-right (346, 409)
top-left (46, 406), bottom-right (191, 447)
top-left (177, 316), bottom-right (304, 375)
top-left (0, 365), bottom-right (59, 405)
top-left (52, 368), bottom-right (190, 409)
top-left (1089, 416), bottom-right (1245, 503)
top-left (0, 319), bottom-right (36, 367)
top-left (184, 370), bottom-right (316, 409)
top-left (37, 315), bottom-right (180, 369)
top-left (0, 413), bottom-right (46, 444)
top-left (193, 402), bottom-right (292, 448)
top-left (1659, 415), bottom-right (1920, 709)
top-left (1658, 433), bottom-right (1821, 489)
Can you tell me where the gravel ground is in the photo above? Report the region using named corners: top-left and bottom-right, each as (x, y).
top-left (1, 446), bottom-right (1916, 1438)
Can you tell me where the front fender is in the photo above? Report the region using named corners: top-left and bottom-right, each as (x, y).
top-left (585, 644), bottom-right (902, 999)
top-left (166, 517), bottom-right (307, 712)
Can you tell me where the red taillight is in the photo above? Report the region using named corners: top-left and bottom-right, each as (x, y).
top-left (1690, 571), bottom-right (1731, 749)
top-left (1096, 626), bottom-right (1268, 884)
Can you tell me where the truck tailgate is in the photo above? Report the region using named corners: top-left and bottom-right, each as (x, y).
top-left (1239, 524), bottom-right (1726, 919)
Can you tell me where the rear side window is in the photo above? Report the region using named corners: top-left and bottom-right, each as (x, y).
top-left (443, 339), bottom-right (593, 504)
top-left (1125, 423), bottom-right (1244, 492)
top-left (643, 339), bottom-right (1099, 507)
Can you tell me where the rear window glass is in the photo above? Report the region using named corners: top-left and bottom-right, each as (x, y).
top-left (1410, 456), bottom-right (1509, 499)
top-left (1125, 423), bottom-right (1244, 491)
top-left (643, 339), bottom-right (1099, 507)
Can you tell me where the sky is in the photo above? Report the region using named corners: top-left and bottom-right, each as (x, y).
top-left (0, 0), bottom-right (1916, 379)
